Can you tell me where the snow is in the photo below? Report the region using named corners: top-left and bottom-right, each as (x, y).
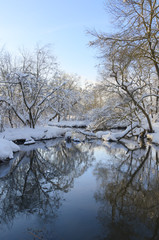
top-left (0, 126), bottom-right (69, 142)
top-left (147, 123), bottom-right (159, 145)
top-left (0, 123), bottom-right (93, 160)
top-left (96, 131), bottom-right (109, 138)
top-left (65, 132), bottom-right (72, 138)
top-left (0, 126), bottom-right (69, 160)
top-left (0, 139), bottom-right (20, 160)
top-left (65, 131), bottom-right (72, 142)
top-left (24, 137), bottom-right (35, 145)
top-left (1, 121), bottom-right (159, 161)
top-left (102, 132), bottom-right (118, 142)
top-left (102, 123), bottom-right (138, 142)
top-left (48, 120), bottom-right (89, 128)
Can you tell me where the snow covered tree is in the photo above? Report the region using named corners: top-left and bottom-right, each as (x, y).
top-left (0, 46), bottom-right (66, 128)
top-left (48, 73), bottom-right (82, 122)
top-left (0, 46), bottom-right (86, 128)
top-left (88, 0), bottom-right (159, 132)
top-left (95, 46), bottom-right (155, 132)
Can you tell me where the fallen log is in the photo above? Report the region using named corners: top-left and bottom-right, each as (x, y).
top-left (102, 123), bottom-right (139, 142)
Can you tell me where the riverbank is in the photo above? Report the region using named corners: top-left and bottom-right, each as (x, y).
top-left (0, 126), bottom-right (69, 160)
top-left (1, 121), bottom-right (159, 160)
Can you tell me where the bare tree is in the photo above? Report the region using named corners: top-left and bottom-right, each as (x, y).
top-left (88, 0), bottom-right (159, 131)
top-left (0, 46), bottom-right (68, 128)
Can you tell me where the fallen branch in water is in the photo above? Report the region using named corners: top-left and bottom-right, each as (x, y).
top-left (102, 123), bottom-right (139, 142)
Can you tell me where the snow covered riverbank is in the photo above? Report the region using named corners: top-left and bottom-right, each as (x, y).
top-left (1, 122), bottom-right (159, 161)
top-left (48, 120), bottom-right (89, 128)
top-left (0, 126), bottom-right (69, 142)
top-left (0, 139), bottom-right (20, 160)
top-left (0, 126), bottom-right (69, 160)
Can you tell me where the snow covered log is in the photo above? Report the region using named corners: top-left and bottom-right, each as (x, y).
top-left (102, 123), bottom-right (139, 142)
top-left (24, 137), bottom-right (35, 145)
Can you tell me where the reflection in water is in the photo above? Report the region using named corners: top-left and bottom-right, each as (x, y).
top-left (0, 140), bottom-right (95, 239)
top-left (94, 144), bottom-right (159, 240)
top-left (0, 139), bottom-right (159, 239)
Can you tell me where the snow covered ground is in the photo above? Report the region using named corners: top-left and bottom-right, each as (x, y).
top-left (0, 126), bottom-right (69, 160)
top-left (0, 126), bottom-right (69, 142)
top-left (48, 120), bottom-right (90, 128)
top-left (0, 120), bottom-right (91, 160)
top-left (0, 139), bottom-right (20, 160)
top-left (1, 121), bottom-right (159, 161)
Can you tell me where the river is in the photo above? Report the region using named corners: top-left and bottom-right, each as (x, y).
top-left (0, 139), bottom-right (158, 240)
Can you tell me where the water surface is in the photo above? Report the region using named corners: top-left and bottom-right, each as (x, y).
top-left (0, 139), bottom-right (159, 240)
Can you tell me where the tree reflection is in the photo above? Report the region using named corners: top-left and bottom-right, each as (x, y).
top-left (94, 144), bottom-right (159, 240)
top-left (0, 141), bottom-right (95, 228)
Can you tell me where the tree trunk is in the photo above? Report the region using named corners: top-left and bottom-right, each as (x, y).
top-left (125, 87), bottom-right (154, 133)
top-left (58, 114), bottom-right (60, 122)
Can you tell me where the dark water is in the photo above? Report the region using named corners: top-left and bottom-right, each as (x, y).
top-left (0, 139), bottom-right (159, 240)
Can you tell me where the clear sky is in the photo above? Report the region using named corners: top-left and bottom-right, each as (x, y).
top-left (0, 0), bottom-right (112, 84)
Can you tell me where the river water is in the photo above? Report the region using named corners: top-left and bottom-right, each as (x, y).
top-left (0, 139), bottom-right (159, 240)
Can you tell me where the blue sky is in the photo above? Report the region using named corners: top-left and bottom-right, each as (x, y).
top-left (0, 0), bottom-right (112, 84)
